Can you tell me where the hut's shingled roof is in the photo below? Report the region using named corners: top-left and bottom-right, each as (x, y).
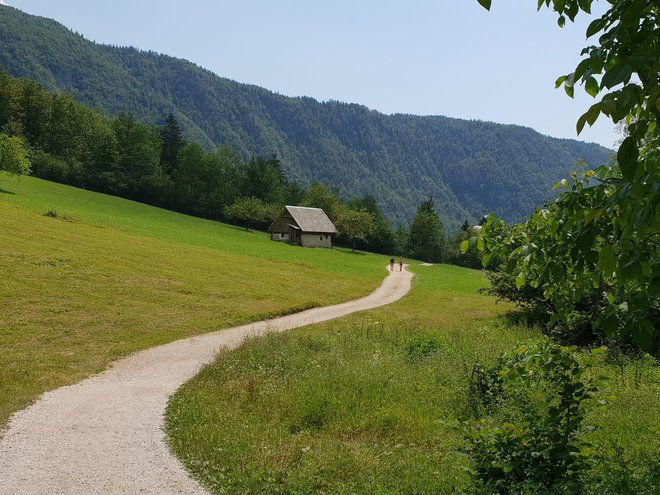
top-left (285, 206), bottom-right (337, 233)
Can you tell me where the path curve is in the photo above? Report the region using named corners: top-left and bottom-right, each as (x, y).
top-left (0, 266), bottom-right (413, 495)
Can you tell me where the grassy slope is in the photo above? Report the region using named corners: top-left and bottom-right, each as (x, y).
top-left (167, 263), bottom-right (659, 494)
top-left (0, 174), bottom-right (386, 427)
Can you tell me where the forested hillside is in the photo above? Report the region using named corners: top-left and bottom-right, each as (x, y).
top-left (0, 5), bottom-right (611, 227)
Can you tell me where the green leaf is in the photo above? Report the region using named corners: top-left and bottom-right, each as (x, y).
top-left (632, 320), bottom-right (653, 350)
top-left (584, 209), bottom-right (602, 224)
top-left (602, 64), bottom-right (632, 89)
top-left (565, 83), bottom-right (574, 98)
top-left (617, 136), bottom-right (639, 181)
top-left (555, 75), bottom-right (568, 89)
top-left (576, 228), bottom-right (596, 252)
top-left (585, 76), bottom-right (599, 97)
top-left (635, 205), bottom-right (654, 228)
top-left (586, 18), bottom-right (605, 38)
top-left (599, 246), bottom-right (616, 275)
top-left (649, 277), bottom-right (660, 298)
top-left (549, 262), bottom-right (564, 281)
top-left (515, 272), bottom-right (526, 289)
top-left (577, 0), bottom-right (592, 14)
top-left (585, 103), bottom-right (600, 125)
top-left (601, 314), bottom-right (619, 338)
top-left (558, 15), bottom-right (566, 27)
top-left (573, 58), bottom-right (592, 83)
top-left (482, 252), bottom-right (493, 267)
top-left (576, 113), bottom-right (588, 135)
top-left (477, 0), bottom-right (492, 10)
top-left (621, 0), bottom-right (644, 30)
top-left (620, 259), bottom-right (645, 284)
top-left (460, 239), bottom-right (469, 254)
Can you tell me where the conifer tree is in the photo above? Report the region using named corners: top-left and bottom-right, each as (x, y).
top-left (160, 112), bottom-right (183, 173)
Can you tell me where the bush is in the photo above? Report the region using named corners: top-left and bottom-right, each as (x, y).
top-left (30, 150), bottom-right (70, 182)
top-left (482, 268), bottom-right (603, 347)
top-left (223, 196), bottom-right (278, 230)
top-left (463, 341), bottom-right (606, 494)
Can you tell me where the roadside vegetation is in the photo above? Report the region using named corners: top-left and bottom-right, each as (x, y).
top-left (166, 263), bottom-right (658, 494)
top-left (0, 175), bottom-right (387, 427)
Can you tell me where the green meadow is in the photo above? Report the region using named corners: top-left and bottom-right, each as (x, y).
top-left (166, 267), bottom-right (659, 493)
top-left (166, 265), bottom-right (524, 494)
top-left (1, 174), bottom-right (658, 494)
top-left (0, 174), bottom-right (386, 427)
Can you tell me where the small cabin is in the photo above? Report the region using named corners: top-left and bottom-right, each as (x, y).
top-left (268, 206), bottom-right (337, 248)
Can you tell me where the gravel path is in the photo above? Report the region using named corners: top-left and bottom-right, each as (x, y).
top-left (0, 266), bottom-right (413, 495)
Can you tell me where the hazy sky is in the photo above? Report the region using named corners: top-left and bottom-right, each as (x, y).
top-left (6, 0), bottom-right (618, 148)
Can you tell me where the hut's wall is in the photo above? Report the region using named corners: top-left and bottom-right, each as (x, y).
top-left (301, 233), bottom-right (332, 248)
top-left (270, 214), bottom-right (294, 234)
top-left (271, 233), bottom-right (290, 242)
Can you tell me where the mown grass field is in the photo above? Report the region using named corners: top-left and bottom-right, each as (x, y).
top-left (167, 263), bottom-right (659, 494)
top-left (0, 174), bottom-right (387, 427)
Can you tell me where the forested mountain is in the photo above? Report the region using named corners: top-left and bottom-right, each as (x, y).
top-left (0, 5), bottom-right (611, 227)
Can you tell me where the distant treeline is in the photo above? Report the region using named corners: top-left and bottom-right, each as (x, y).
top-left (0, 70), bottom-right (481, 266)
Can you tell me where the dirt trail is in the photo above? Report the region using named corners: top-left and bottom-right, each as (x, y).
top-left (0, 266), bottom-right (413, 495)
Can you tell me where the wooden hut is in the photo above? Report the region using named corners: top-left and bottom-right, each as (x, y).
top-left (268, 206), bottom-right (337, 248)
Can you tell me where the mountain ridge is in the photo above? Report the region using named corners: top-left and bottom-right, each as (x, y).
top-left (0, 5), bottom-right (611, 227)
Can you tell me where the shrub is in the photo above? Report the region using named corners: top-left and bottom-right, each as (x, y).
top-left (223, 196), bottom-right (278, 230)
top-left (31, 150), bottom-right (70, 182)
top-left (482, 268), bottom-right (605, 347)
top-left (463, 341), bottom-right (606, 494)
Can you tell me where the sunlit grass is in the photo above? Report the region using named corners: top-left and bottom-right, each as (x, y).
top-left (0, 175), bottom-right (387, 427)
top-left (167, 264), bottom-right (659, 494)
top-left (166, 265), bottom-right (534, 494)
top-left (2, 174), bottom-right (656, 493)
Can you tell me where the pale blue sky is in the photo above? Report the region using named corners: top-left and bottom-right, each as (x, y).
top-left (6, 0), bottom-right (618, 148)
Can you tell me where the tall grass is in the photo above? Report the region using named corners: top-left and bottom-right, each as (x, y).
top-left (167, 264), bottom-right (659, 494)
top-left (166, 265), bottom-right (534, 493)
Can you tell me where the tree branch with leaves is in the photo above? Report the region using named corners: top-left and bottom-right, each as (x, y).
top-left (470, 0), bottom-right (659, 350)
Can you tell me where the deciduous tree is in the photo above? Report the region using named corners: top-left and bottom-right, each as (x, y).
top-left (336, 208), bottom-right (375, 252)
top-left (0, 133), bottom-right (30, 175)
top-left (223, 196), bottom-right (277, 230)
top-left (473, 0), bottom-right (659, 349)
top-left (302, 183), bottom-right (342, 221)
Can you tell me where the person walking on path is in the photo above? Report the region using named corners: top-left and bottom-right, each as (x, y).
top-left (389, 257), bottom-right (395, 271)
top-left (399, 259), bottom-right (404, 271)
